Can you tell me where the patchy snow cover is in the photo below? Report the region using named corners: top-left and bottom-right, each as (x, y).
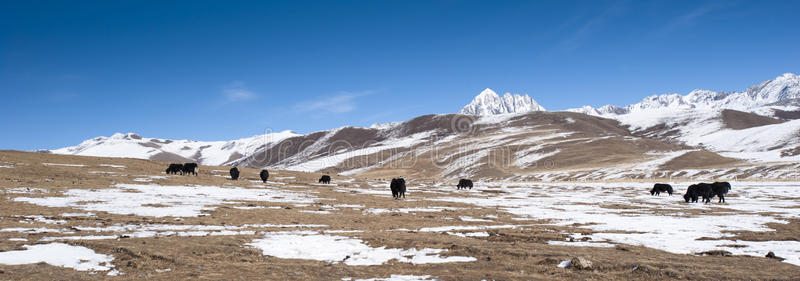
top-left (132, 175), bottom-right (169, 182)
top-left (364, 207), bottom-right (459, 215)
top-left (60, 212), bottom-right (96, 217)
top-left (4, 187), bottom-right (49, 194)
top-left (14, 183), bottom-right (316, 217)
top-left (98, 164), bottom-right (126, 168)
top-left (248, 231), bottom-right (476, 266)
top-left (42, 163), bottom-right (86, 167)
top-left (279, 131), bottom-right (434, 173)
top-left (547, 241), bottom-right (615, 248)
top-left (458, 216), bottom-right (493, 222)
top-left (22, 223), bottom-right (328, 242)
top-left (418, 224), bottom-right (525, 233)
top-left (446, 231), bottom-right (490, 238)
top-left (17, 215), bottom-right (67, 225)
top-left (0, 243), bottom-right (114, 272)
top-left (429, 181), bottom-right (800, 266)
top-left (348, 275), bottom-right (436, 281)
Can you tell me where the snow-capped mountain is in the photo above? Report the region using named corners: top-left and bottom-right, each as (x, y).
top-left (49, 131), bottom-right (298, 166)
top-left (566, 73), bottom-right (800, 162)
top-left (569, 73), bottom-right (800, 116)
top-left (460, 88), bottom-right (546, 115)
top-left (47, 73), bottom-right (800, 180)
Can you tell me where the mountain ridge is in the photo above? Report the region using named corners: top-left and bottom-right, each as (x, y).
top-left (459, 88), bottom-right (546, 115)
top-left (45, 73), bottom-right (800, 180)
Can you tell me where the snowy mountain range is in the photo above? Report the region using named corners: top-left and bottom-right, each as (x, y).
top-left (567, 73), bottom-right (800, 116)
top-left (46, 73), bottom-right (800, 180)
top-left (459, 88), bottom-right (546, 115)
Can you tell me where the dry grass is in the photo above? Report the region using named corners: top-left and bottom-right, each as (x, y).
top-left (1, 151), bottom-right (798, 280)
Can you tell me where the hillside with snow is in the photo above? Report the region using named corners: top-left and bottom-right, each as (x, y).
top-left (566, 73), bottom-right (800, 162)
top-left (47, 73), bottom-right (800, 180)
top-left (50, 131), bottom-right (298, 166)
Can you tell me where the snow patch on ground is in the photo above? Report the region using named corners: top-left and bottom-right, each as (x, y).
top-left (14, 183), bottom-right (316, 217)
top-left (42, 163), bottom-right (86, 167)
top-left (348, 275), bottom-right (436, 281)
top-left (248, 231), bottom-right (476, 266)
top-left (0, 243), bottom-right (114, 273)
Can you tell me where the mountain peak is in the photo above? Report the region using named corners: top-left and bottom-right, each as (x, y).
top-left (460, 89), bottom-right (546, 115)
top-left (478, 88), bottom-right (498, 97)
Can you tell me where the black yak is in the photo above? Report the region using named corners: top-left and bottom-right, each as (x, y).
top-left (165, 163), bottom-right (183, 175)
top-left (183, 163), bottom-right (198, 176)
top-left (711, 181), bottom-right (732, 203)
top-left (319, 175), bottom-right (331, 184)
top-left (260, 169), bottom-right (269, 183)
top-left (229, 167), bottom-right (240, 180)
top-left (650, 183), bottom-right (673, 196)
top-left (684, 183), bottom-right (713, 203)
top-left (390, 178), bottom-right (406, 199)
top-left (457, 179), bottom-right (473, 190)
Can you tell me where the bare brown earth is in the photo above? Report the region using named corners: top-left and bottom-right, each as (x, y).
top-left (661, 150), bottom-right (742, 170)
top-left (1, 151), bottom-right (798, 280)
top-left (720, 109), bottom-right (783, 130)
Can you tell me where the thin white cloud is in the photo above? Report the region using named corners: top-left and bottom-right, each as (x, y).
top-left (557, 2), bottom-right (629, 51)
top-left (293, 91), bottom-right (374, 114)
top-left (223, 81), bottom-right (257, 101)
top-left (660, 2), bottom-right (738, 34)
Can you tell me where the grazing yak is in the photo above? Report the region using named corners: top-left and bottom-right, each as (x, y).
top-left (457, 179), bottom-right (473, 190)
top-left (684, 183), bottom-right (714, 203)
top-left (319, 175), bottom-right (331, 184)
top-left (229, 167), bottom-right (240, 180)
top-left (260, 170), bottom-right (270, 183)
top-left (165, 163), bottom-right (183, 175)
top-left (183, 163), bottom-right (198, 176)
top-left (390, 178), bottom-right (406, 199)
top-left (711, 181), bottom-right (732, 203)
top-left (650, 183), bottom-right (673, 196)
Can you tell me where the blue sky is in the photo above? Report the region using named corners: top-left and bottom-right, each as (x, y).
top-left (1, 0), bottom-right (798, 150)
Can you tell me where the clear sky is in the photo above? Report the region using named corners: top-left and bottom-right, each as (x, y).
top-left (1, 0), bottom-right (798, 150)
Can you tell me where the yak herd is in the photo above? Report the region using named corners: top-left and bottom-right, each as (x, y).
top-left (166, 163), bottom-right (734, 203)
top-left (164, 163), bottom-right (198, 176)
top-left (651, 182), bottom-right (733, 203)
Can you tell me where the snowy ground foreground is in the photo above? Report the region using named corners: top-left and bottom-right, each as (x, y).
top-left (247, 231), bottom-right (476, 266)
top-left (13, 183), bottom-right (317, 217)
top-left (0, 243), bottom-right (115, 273)
top-left (0, 223), bottom-right (328, 242)
top-left (344, 275), bottom-right (436, 281)
top-left (425, 181), bottom-right (800, 266)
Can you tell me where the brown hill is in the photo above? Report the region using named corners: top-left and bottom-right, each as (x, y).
top-left (660, 150), bottom-right (740, 170)
top-left (720, 109), bottom-right (783, 130)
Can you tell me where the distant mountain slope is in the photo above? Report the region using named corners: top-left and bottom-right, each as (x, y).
top-left (49, 131), bottom-right (298, 166)
top-left (47, 73), bottom-right (800, 180)
top-left (569, 73), bottom-right (800, 115)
